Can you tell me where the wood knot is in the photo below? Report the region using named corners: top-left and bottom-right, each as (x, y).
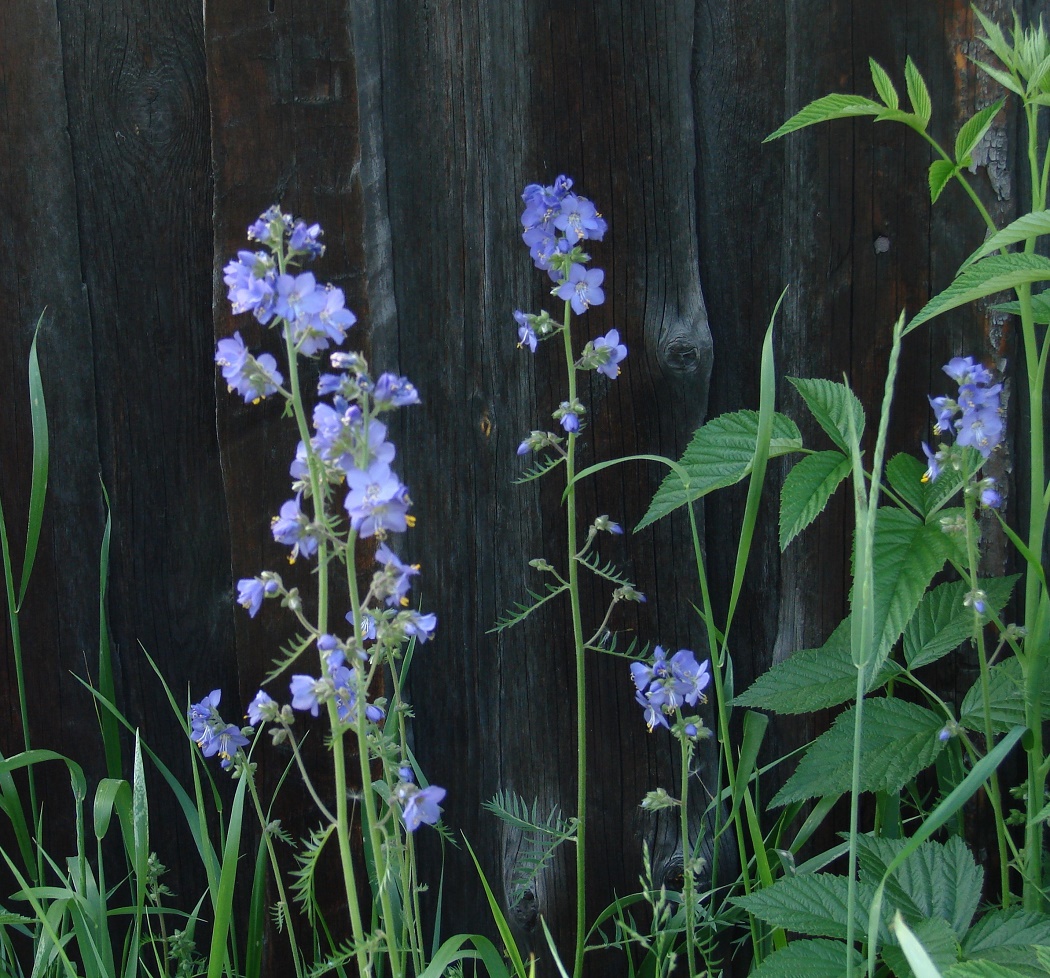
top-left (656, 317), bottom-right (713, 381)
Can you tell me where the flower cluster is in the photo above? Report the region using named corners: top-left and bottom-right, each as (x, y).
top-left (514, 177), bottom-right (627, 445)
top-left (187, 690), bottom-right (249, 770)
top-left (922, 356), bottom-right (1004, 494)
top-left (206, 206), bottom-right (445, 831)
top-left (630, 647), bottom-right (710, 732)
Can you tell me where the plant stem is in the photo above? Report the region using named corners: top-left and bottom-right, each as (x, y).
top-left (678, 731), bottom-right (697, 977)
top-left (561, 298), bottom-right (589, 978)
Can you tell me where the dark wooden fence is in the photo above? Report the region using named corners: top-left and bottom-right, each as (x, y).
top-left (1, 0), bottom-right (1033, 973)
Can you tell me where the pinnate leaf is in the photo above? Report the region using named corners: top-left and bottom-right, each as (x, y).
top-left (765, 94), bottom-right (882, 142)
top-left (929, 160), bottom-right (957, 204)
top-left (992, 290), bottom-right (1050, 324)
top-left (779, 450), bottom-right (852, 550)
top-left (962, 210), bottom-right (1050, 267)
top-left (636, 411), bottom-right (801, 531)
top-left (788, 376), bottom-right (865, 452)
top-left (771, 698), bottom-right (945, 806)
top-left (908, 253), bottom-right (1050, 333)
top-left (870, 58), bottom-right (899, 109)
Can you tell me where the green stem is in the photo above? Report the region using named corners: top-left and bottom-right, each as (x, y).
top-left (844, 670), bottom-right (866, 978)
top-left (561, 299), bottom-right (589, 978)
top-left (963, 484), bottom-right (1012, 904)
top-left (678, 731), bottom-right (697, 978)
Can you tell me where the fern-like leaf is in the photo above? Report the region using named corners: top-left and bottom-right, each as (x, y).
top-left (489, 582), bottom-right (569, 633)
top-left (574, 551), bottom-right (637, 589)
top-left (264, 632), bottom-right (314, 683)
top-left (290, 823), bottom-right (336, 926)
top-left (484, 791), bottom-right (577, 907)
top-left (514, 454), bottom-right (565, 484)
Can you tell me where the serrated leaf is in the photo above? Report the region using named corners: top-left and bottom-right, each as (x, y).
top-left (884, 916), bottom-right (960, 978)
top-left (885, 453), bottom-right (967, 519)
top-left (954, 101), bottom-right (1005, 166)
top-left (871, 58), bottom-right (900, 108)
top-left (788, 376), bottom-right (866, 452)
top-left (973, 10), bottom-right (1014, 67)
top-left (959, 658), bottom-right (1050, 734)
top-left (765, 94), bottom-right (882, 142)
top-left (962, 908), bottom-right (1050, 972)
top-left (865, 509), bottom-right (951, 663)
top-left (732, 873), bottom-right (879, 940)
top-left (636, 411), bottom-right (802, 531)
top-left (750, 939), bottom-right (863, 978)
top-left (929, 160), bottom-right (958, 204)
top-left (904, 576), bottom-right (1018, 670)
top-left (877, 108), bottom-right (923, 125)
top-left (962, 210), bottom-right (1050, 267)
top-left (905, 57), bottom-right (933, 128)
top-left (734, 617), bottom-right (896, 714)
top-left (971, 58), bottom-right (1024, 97)
top-left (908, 254), bottom-right (1050, 333)
top-left (771, 698), bottom-right (946, 806)
top-left (779, 450), bottom-right (852, 550)
top-left (946, 962), bottom-right (1039, 977)
top-left (856, 835), bottom-right (981, 937)
top-left (992, 290), bottom-right (1050, 324)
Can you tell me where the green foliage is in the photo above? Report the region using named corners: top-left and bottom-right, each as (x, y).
top-left (636, 410), bottom-right (802, 531)
top-left (749, 938), bottom-right (864, 978)
top-left (779, 449), bottom-right (851, 549)
top-left (771, 698), bottom-right (946, 806)
top-left (787, 376), bottom-right (866, 453)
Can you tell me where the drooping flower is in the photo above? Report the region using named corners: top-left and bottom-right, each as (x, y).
top-left (188, 690), bottom-right (249, 769)
top-left (375, 542), bottom-right (421, 607)
top-left (514, 310), bottom-right (538, 352)
top-left (593, 329), bottom-right (627, 379)
top-left (215, 332), bottom-right (283, 403)
top-left (246, 690), bottom-right (277, 726)
top-left (631, 647), bottom-right (710, 732)
top-left (401, 784), bottom-right (446, 832)
top-left (271, 496), bottom-right (320, 561)
top-left (236, 576), bottom-right (277, 617)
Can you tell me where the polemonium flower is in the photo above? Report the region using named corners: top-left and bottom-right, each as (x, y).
top-left (236, 577), bottom-right (277, 617)
top-left (556, 264), bottom-right (605, 315)
top-left (376, 542), bottom-right (421, 607)
top-left (271, 496), bottom-right (319, 561)
top-left (373, 373), bottom-right (421, 408)
top-left (344, 461), bottom-right (412, 538)
top-left (215, 333), bottom-right (283, 403)
top-left (289, 219), bottom-right (324, 258)
top-left (188, 690), bottom-right (248, 768)
top-left (554, 194), bottom-right (607, 243)
top-left (401, 785), bottom-right (446, 832)
top-left (591, 329), bottom-right (627, 379)
top-left (944, 356), bottom-right (993, 387)
top-left (247, 690), bottom-right (277, 726)
top-left (289, 674), bottom-right (324, 716)
top-left (402, 611), bottom-right (438, 643)
top-left (224, 252), bottom-right (277, 322)
top-left (514, 310), bottom-right (538, 352)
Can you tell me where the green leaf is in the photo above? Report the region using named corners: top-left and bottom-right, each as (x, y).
top-left (765, 94), bottom-right (882, 142)
top-left (929, 160), bottom-right (958, 204)
top-left (885, 453), bottom-right (968, 519)
top-left (18, 316), bottom-right (49, 612)
top-left (905, 57), bottom-right (933, 128)
top-left (946, 962), bottom-right (1037, 978)
top-left (959, 657), bottom-right (1050, 734)
top-left (954, 101), bottom-right (1006, 165)
top-left (962, 210), bottom-right (1050, 267)
top-left (884, 916), bottom-right (959, 978)
top-left (991, 289), bottom-right (1050, 323)
top-left (636, 410), bottom-right (801, 531)
top-left (962, 909), bottom-right (1050, 975)
top-left (908, 253), bottom-right (1050, 332)
top-left (771, 698), bottom-right (946, 806)
top-left (903, 576), bottom-right (1018, 670)
top-left (779, 450), bottom-right (852, 550)
top-left (870, 58), bottom-right (900, 109)
top-left (732, 873), bottom-right (880, 940)
top-left (856, 835), bottom-right (981, 937)
top-left (750, 939), bottom-right (863, 978)
top-left (788, 376), bottom-right (866, 452)
top-left (973, 9), bottom-right (1014, 67)
top-left (866, 509), bottom-right (951, 664)
top-left (970, 59), bottom-right (1024, 97)
top-left (734, 617), bottom-right (896, 714)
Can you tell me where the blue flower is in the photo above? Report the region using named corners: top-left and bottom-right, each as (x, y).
top-left (631, 647), bottom-right (710, 732)
top-left (556, 264), bottom-right (605, 315)
top-left (188, 690), bottom-right (248, 768)
top-left (215, 333), bottom-right (283, 403)
top-left (401, 785), bottom-right (446, 831)
top-left (344, 461), bottom-right (412, 538)
top-left (373, 373), bottom-right (421, 408)
top-left (376, 542), bottom-right (421, 607)
top-left (246, 690), bottom-right (276, 726)
top-left (271, 496), bottom-right (320, 561)
top-left (592, 329), bottom-right (627, 379)
top-left (554, 194), bottom-right (607, 243)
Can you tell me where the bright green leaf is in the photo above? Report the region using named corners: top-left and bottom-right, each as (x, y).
top-left (992, 290), bottom-right (1050, 323)
top-left (959, 658), bottom-right (1050, 734)
top-left (905, 57), bottom-right (933, 127)
top-left (780, 450), bottom-right (852, 550)
top-left (771, 698), bottom-right (946, 806)
top-left (636, 411), bottom-right (802, 531)
top-left (765, 94), bottom-right (882, 142)
top-left (929, 160), bottom-right (958, 204)
top-left (903, 576), bottom-right (1018, 670)
top-left (788, 376), bottom-right (866, 452)
top-left (962, 210), bottom-right (1050, 267)
top-left (970, 59), bottom-right (1024, 97)
top-left (884, 916), bottom-right (959, 978)
top-left (885, 453), bottom-right (968, 520)
top-left (871, 58), bottom-right (900, 109)
top-left (954, 101), bottom-right (1005, 166)
top-left (908, 253), bottom-right (1050, 332)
